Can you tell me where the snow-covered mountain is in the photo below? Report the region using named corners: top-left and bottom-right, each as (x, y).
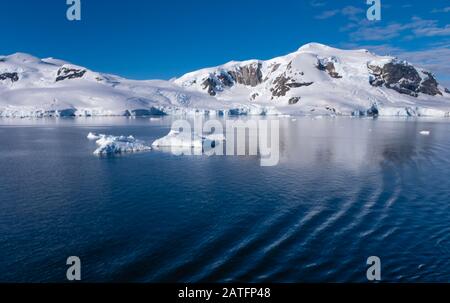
top-left (1, 43), bottom-right (450, 117)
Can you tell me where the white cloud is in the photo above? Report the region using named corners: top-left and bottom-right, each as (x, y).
top-left (413, 24), bottom-right (450, 37)
top-left (315, 10), bottom-right (339, 20)
top-left (310, 0), bottom-right (327, 7)
top-left (431, 7), bottom-right (450, 13)
top-left (346, 17), bottom-right (450, 41)
top-left (315, 5), bottom-right (364, 20)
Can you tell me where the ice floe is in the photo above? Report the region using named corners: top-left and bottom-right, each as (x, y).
top-left (87, 132), bottom-right (102, 140)
top-left (151, 129), bottom-right (226, 152)
top-left (89, 133), bottom-right (152, 155)
top-left (151, 130), bottom-right (204, 149)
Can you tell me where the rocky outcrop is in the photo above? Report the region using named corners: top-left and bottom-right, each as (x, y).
top-left (250, 92), bottom-right (259, 101)
top-left (270, 73), bottom-right (313, 98)
top-left (228, 62), bottom-right (263, 87)
top-left (200, 63), bottom-right (263, 96)
top-left (200, 71), bottom-right (236, 96)
top-left (317, 58), bottom-right (342, 79)
top-left (0, 72), bottom-right (19, 82)
top-left (419, 72), bottom-right (442, 96)
top-left (56, 67), bottom-right (86, 82)
top-left (201, 78), bottom-right (219, 96)
top-left (288, 97), bottom-right (300, 105)
top-left (445, 88), bottom-right (450, 94)
top-left (368, 61), bottom-right (442, 97)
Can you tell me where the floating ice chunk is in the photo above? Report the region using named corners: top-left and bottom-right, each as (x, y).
top-left (419, 131), bottom-right (431, 136)
top-left (92, 134), bottom-right (152, 155)
top-left (151, 130), bottom-right (224, 152)
top-left (87, 132), bottom-right (102, 140)
top-left (152, 130), bottom-right (203, 148)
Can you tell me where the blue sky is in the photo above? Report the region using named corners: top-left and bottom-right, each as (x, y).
top-left (1, 0), bottom-right (449, 84)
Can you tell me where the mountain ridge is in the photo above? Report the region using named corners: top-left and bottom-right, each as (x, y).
top-left (1, 43), bottom-right (450, 118)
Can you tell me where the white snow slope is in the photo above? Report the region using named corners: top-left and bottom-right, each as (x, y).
top-left (1, 43), bottom-right (449, 117)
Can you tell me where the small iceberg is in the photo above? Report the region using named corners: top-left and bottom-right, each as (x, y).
top-left (151, 130), bottom-right (225, 152)
top-left (152, 130), bottom-right (204, 149)
top-left (419, 131), bottom-right (431, 136)
top-left (89, 133), bottom-right (152, 155)
top-left (87, 132), bottom-right (102, 140)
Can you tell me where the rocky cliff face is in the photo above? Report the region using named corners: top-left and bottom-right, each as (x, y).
top-left (317, 57), bottom-right (342, 79)
top-left (197, 62), bottom-right (263, 96)
top-left (368, 61), bottom-right (442, 97)
top-left (228, 62), bottom-right (263, 86)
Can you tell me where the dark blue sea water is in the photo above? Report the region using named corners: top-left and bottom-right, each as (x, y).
top-left (0, 116), bottom-right (449, 282)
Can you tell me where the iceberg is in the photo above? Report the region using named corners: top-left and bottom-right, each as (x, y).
top-left (151, 130), bottom-right (204, 149)
top-left (90, 134), bottom-right (152, 155)
top-left (87, 132), bottom-right (102, 140)
top-left (151, 129), bottom-right (225, 153)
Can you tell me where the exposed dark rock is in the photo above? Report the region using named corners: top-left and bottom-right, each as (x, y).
top-left (250, 92), bottom-right (259, 101)
top-left (228, 63), bottom-right (263, 87)
top-left (419, 72), bottom-right (442, 96)
top-left (368, 62), bottom-right (442, 97)
top-left (271, 73), bottom-right (313, 97)
top-left (445, 88), bottom-right (450, 94)
top-left (286, 82), bottom-right (313, 88)
top-left (271, 75), bottom-right (290, 97)
top-left (325, 106), bottom-right (337, 114)
top-left (264, 63), bottom-right (281, 81)
top-left (201, 71), bottom-right (235, 96)
top-left (288, 97), bottom-right (300, 105)
top-left (56, 67), bottom-right (86, 82)
top-left (202, 78), bottom-right (218, 96)
top-left (286, 61), bottom-right (293, 71)
top-left (271, 63), bottom-right (281, 73)
top-left (317, 61), bottom-right (342, 79)
top-left (0, 72), bottom-right (19, 82)
top-left (200, 63), bottom-right (263, 96)
top-left (217, 73), bottom-right (234, 87)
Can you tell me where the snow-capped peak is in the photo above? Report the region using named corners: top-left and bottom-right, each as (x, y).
top-left (297, 42), bottom-right (336, 52)
top-left (4, 52), bottom-right (41, 64)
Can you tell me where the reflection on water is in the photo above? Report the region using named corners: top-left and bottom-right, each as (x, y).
top-left (0, 116), bottom-right (449, 282)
